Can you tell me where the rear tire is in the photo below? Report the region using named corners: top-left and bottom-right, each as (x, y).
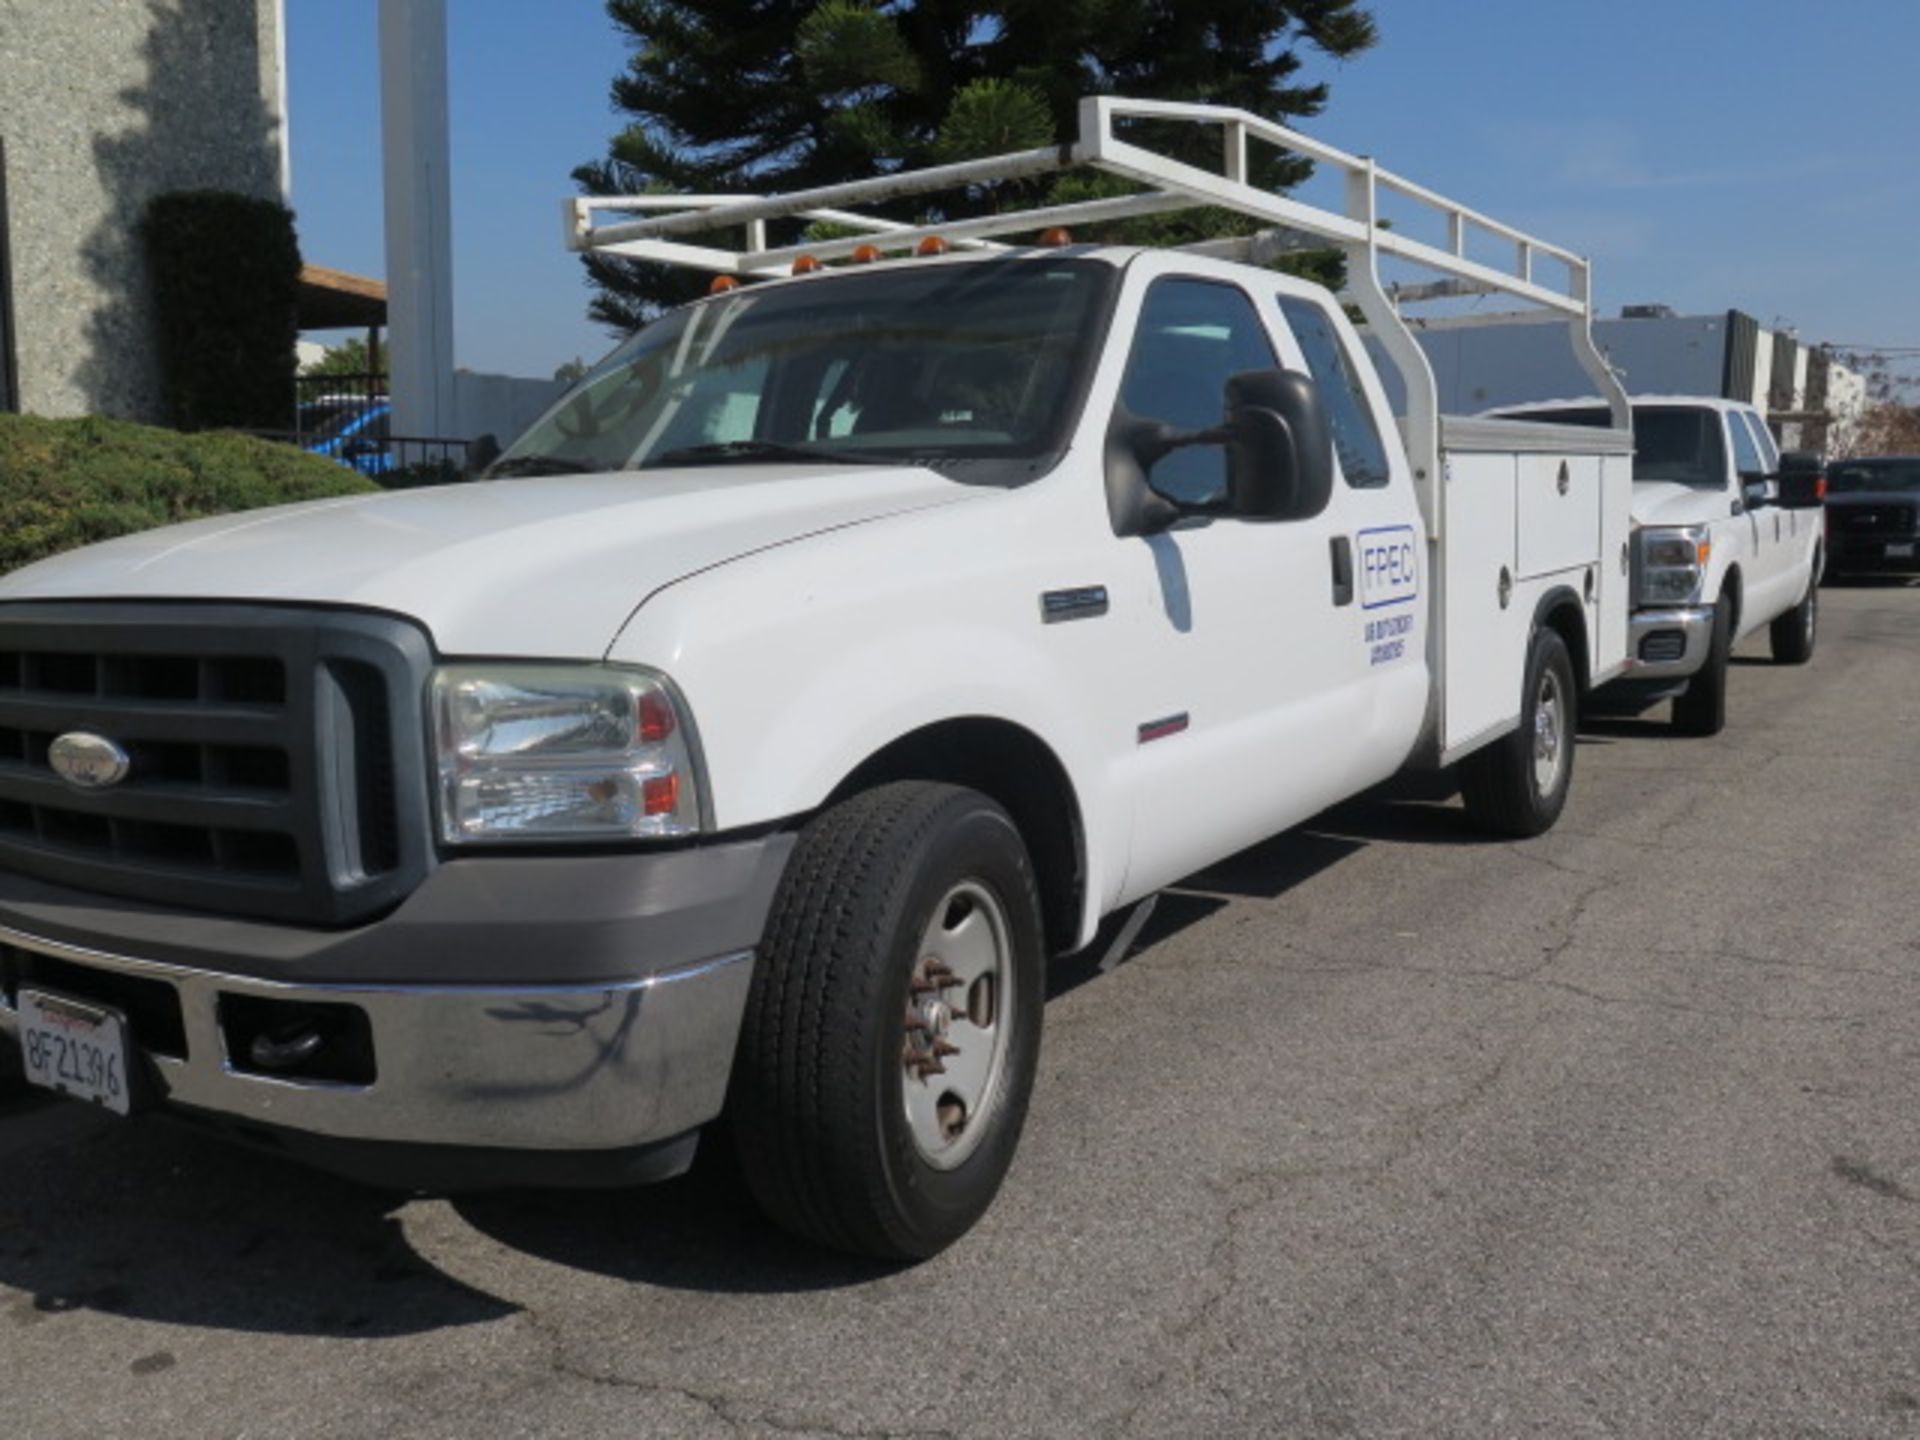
top-left (731, 781), bottom-right (1046, 1261)
top-left (1672, 599), bottom-right (1731, 735)
top-left (1460, 626), bottom-right (1577, 838)
top-left (1769, 579), bottom-right (1817, 664)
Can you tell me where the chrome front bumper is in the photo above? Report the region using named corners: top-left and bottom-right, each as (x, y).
top-left (1622, 605), bottom-right (1714, 681)
top-left (0, 922), bottom-right (753, 1154)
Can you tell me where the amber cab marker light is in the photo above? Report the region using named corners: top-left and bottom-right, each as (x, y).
top-left (792, 254), bottom-right (824, 275)
top-left (850, 244), bottom-right (883, 264)
top-left (916, 235), bottom-right (949, 257)
top-left (708, 275), bottom-right (741, 294)
top-left (1038, 227), bottom-right (1073, 247)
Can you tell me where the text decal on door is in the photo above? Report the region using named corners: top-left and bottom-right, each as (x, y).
top-left (1357, 526), bottom-right (1419, 611)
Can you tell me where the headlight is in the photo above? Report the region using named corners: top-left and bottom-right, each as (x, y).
top-left (431, 664), bottom-right (704, 844)
top-left (1635, 526), bottom-right (1711, 607)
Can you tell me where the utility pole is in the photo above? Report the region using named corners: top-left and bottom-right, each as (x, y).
top-left (378, 0), bottom-right (455, 441)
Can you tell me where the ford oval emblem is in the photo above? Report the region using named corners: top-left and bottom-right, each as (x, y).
top-left (48, 733), bottom-right (132, 790)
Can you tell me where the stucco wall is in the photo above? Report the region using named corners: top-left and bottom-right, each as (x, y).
top-left (0, 0), bottom-right (283, 421)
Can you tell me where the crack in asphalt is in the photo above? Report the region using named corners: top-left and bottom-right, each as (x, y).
top-left (522, 1310), bottom-right (959, 1440)
top-left (1098, 1034), bottom-right (1527, 1437)
top-left (1832, 1156), bottom-right (1919, 1206)
top-left (1649, 945), bottom-right (1920, 988)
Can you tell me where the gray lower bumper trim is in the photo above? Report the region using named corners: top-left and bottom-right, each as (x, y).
top-left (0, 833), bottom-right (796, 988)
top-left (0, 924), bottom-right (753, 1153)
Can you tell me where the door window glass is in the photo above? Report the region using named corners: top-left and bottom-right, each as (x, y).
top-left (1726, 409), bottom-right (1765, 478)
top-left (1118, 279), bottom-right (1277, 506)
top-left (1738, 409), bottom-right (1779, 470)
top-left (1276, 295), bottom-right (1390, 488)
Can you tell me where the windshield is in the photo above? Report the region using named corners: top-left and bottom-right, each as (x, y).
top-left (1829, 459), bottom-right (1920, 494)
top-left (494, 258), bottom-right (1116, 486)
top-left (1500, 405), bottom-right (1729, 488)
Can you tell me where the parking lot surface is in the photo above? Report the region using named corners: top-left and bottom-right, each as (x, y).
top-left (5, 581), bottom-right (1920, 1439)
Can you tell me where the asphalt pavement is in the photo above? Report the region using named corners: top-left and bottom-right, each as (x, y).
top-left (5, 580), bottom-right (1919, 1439)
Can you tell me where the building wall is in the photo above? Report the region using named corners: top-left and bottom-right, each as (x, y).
top-left (0, 0), bottom-right (284, 422)
top-left (1748, 329), bottom-right (1775, 413)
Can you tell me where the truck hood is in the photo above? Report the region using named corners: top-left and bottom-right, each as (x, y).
top-left (1631, 481), bottom-right (1725, 528)
top-left (0, 466), bottom-right (980, 657)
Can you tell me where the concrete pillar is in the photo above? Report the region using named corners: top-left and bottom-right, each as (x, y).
top-left (379, 0), bottom-right (455, 440)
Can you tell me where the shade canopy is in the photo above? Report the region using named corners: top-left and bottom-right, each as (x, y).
top-left (297, 264), bottom-right (387, 331)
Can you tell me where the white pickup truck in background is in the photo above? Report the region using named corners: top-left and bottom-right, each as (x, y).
top-left (0, 99), bottom-right (1635, 1260)
top-left (1488, 395), bottom-right (1825, 733)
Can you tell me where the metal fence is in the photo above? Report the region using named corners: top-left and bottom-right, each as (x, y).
top-left (288, 371), bottom-right (471, 481)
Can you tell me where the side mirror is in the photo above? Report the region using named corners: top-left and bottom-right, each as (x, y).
top-left (1742, 478), bottom-right (1775, 510)
top-left (1776, 450), bottom-right (1827, 509)
top-left (1102, 368), bottom-right (1335, 538)
top-left (1221, 369), bottom-right (1334, 522)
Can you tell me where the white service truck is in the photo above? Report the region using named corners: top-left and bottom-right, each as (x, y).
top-left (0, 99), bottom-right (1635, 1259)
top-left (1487, 395), bottom-right (1825, 733)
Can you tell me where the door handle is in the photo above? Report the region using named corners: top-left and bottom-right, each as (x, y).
top-left (1330, 536), bottom-right (1355, 606)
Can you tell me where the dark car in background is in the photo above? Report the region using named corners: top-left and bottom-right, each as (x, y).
top-left (1825, 457), bottom-right (1920, 578)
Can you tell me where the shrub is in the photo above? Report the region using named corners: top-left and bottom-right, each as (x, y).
top-left (0, 414), bottom-right (375, 576)
top-left (141, 190), bottom-right (302, 432)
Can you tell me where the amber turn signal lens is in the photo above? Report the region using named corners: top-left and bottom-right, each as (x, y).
top-left (792, 254), bottom-right (824, 275)
top-left (1038, 227), bottom-right (1072, 247)
top-left (850, 244), bottom-right (883, 264)
top-left (709, 275), bottom-right (741, 294)
top-left (916, 235), bottom-right (949, 256)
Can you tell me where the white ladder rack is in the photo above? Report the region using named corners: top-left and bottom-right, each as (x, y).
top-left (566, 95), bottom-right (1632, 530)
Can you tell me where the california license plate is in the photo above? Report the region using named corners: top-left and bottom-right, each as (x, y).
top-left (18, 990), bottom-right (132, 1116)
top-left (1887, 542), bottom-right (1914, 559)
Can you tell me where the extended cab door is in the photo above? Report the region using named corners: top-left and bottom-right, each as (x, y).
top-left (1726, 406), bottom-right (1797, 629)
top-left (1105, 273), bottom-right (1425, 899)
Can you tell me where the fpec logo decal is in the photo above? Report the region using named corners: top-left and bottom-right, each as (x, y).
top-left (1358, 526), bottom-right (1419, 610)
top-left (1358, 525), bottom-right (1418, 667)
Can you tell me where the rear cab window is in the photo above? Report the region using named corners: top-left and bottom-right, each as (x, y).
top-left (1275, 294), bottom-right (1392, 489)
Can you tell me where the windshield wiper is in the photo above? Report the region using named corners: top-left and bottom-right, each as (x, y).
top-left (487, 455), bottom-right (597, 478)
top-left (642, 440), bottom-right (896, 469)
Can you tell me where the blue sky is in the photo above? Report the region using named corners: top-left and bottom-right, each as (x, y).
top-left (288, 0), bottom-right (1919, 379)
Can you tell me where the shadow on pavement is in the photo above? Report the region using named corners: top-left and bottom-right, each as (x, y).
top-left (451, 1148), bottom-right (903, 1296)
top-left (0, 764), bottom-right (1600, 1316)
top-left (0, 1094), bottom-right (515, 1338)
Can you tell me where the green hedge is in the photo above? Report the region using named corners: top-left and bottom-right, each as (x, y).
top-left (141, 190), bottom-right (302, 432)
top-left (0, 414), bottom-right (375, 576)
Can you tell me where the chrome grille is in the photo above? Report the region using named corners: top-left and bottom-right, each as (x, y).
top-left (0, 604), bottom-right (433, 925)
top-left (1840, 504), bottom-right (1917, 533)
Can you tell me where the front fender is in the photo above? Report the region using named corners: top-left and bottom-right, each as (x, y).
top-left (608, 523), bottom-right (1130, 937)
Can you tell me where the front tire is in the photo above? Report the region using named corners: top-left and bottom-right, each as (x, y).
top-left (1769, 579), bottom-right (1817, 664)
top-left (1460, 626), bottom-right (1577, 838)
top-left (1672, 598), bottom-right (1731, 735)
top-left (731, 781), bottom-right (1046, 1261)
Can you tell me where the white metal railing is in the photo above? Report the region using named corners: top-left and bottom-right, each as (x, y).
top-left (566, 95), bottom-right (1632, 531)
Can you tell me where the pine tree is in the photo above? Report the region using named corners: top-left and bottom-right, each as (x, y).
top-left (575, 1), bottom-right (1378, 331)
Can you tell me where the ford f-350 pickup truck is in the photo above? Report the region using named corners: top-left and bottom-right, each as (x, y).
top-left (1489, 395), bottom-right (1825, 734)
top-left (0, 99), bottom-right (1635, 1259)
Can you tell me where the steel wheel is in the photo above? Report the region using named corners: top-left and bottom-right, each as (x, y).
top-left (1531, 664), bottom-right (1568, 799)
top-left (902, 881), bottom-right (1014, 1171)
